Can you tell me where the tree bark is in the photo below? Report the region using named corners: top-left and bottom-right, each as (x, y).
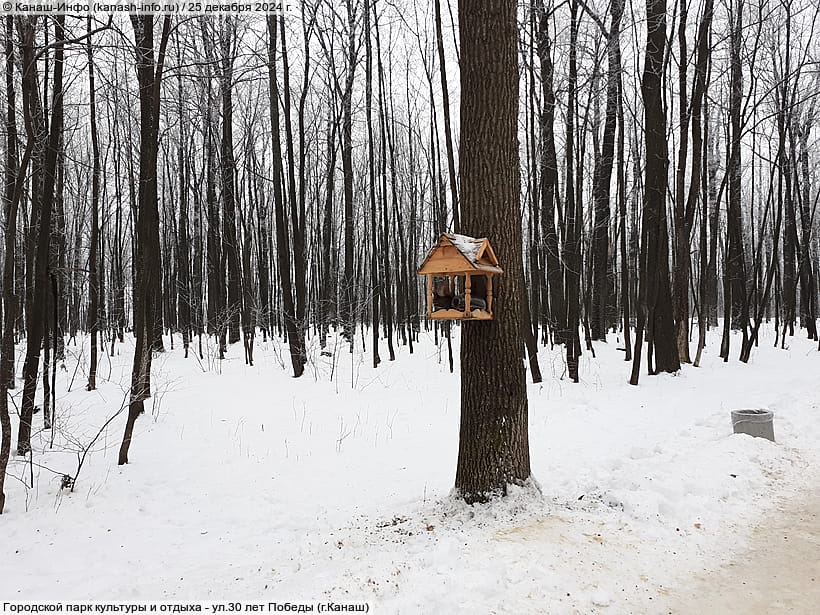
top-left (220, 16), bottom-right (241, 346)
top-left (591, 0), bottom-right (623, 342)
top-left (365, 0), bottom-right (381, 368)
top-left (617, 40), bottom-right (631, 361)
top-left (341, 0), bottom-right (358, 344)
top-left (281, 13), bottom-right (308, 362)
top-left (564, 0), bottom-right (582, 382)
top-left (374, 10), bottom-right (396, 361)
top-left (724, 0), bottom-right (750, 356)
top-left (672, 2), bottom-right (691, 363)
top-left (434, 0), bottom-right (459, 230)
top-left (796, 113), bottom-right (817, 339)
top-left (119, 15), bottom-right (171, 465)
top-left (535, 1), bottom-right (566, 346)
top-left (630, 0), bottom-right (681, 384)
top-left (267, 16), bottom-right (305, 377)
top-left (0, 14), bottom-right (20, 513)
top-left (87, 16), bottom-right (100, 390)
top-left (689, 0), bottom-right (714, 366)
top-left (176, 41), bottom-right (191, 358)
top-left (17, 15), bottom-right (64, 455)
top-left (455, 0), bottom-right (531, 503)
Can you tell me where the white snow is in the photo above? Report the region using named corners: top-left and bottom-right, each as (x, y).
top-left (1, 325), bottom-right (819, 614)
top-left (445, 232), bottom-right (485, 264)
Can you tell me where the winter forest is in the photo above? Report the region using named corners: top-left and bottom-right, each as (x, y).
top-left (2, 0), bottom-right (820, 611)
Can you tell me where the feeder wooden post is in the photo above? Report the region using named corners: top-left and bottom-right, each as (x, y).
top-left (426, 274), bottom-right (433, 318)
top-left (487, 274), bottom-right (494, 315)
top-left (465, 273), bottom-right (472, 317)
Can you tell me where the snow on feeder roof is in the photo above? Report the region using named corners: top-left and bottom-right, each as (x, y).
top-left (417, 233), bottom-right (503, 276)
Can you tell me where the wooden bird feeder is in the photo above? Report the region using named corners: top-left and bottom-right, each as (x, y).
top-left (418, 233), bottom-right (503, 320)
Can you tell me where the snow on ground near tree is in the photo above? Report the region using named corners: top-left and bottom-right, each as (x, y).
top-left (2, 325), bottom-right (819, 614)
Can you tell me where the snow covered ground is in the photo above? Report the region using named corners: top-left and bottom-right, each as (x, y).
top-left (2, 324), bottom-right (819, 614)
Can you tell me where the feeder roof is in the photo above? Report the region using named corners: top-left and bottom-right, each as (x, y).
top-left (418, 233), bottom-right (503, 275)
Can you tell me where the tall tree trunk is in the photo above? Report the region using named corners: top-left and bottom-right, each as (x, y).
top-left (672, 2), bottom-right (691, 363)
top-left (434, 0), bottom-right (459, 229)
top-left (375, 10), bottom-right (396, 361)
top-left (691, 0), bottom-right (714, 366)
top-left (341, 0), bottom-right (358, 343)
top-left (281, 13), bottom-right (309, 365)
top-left (267, 16), bottom-right (305, 377)
top-left (1, 14), bottom-right (20, 513)
top-left (240, 156), bottom-right (256, 365)
top-left (780, 8), bottom-right (797, 340)
top-left (364, 0), bottom-right (381, 368)
top-left (724, 0), bottom-right (750, 356)
top-left (253, 150), bottom-right (271, 341)
top-left (17, 15), bottom-right (64, 455)
top-left (617, 41), bottom-right (631, 361)
top-left (110, 102), bottom-right (125, 344)
top-left (796, 114), bottom-right (817, 339)
top-left (54, 147), bottom-right (66, 360)
top-left (1, 14), bottom-right (20, 391)
top-left (201, 20), bottom-right (223, 353)
top-left (87, 17), bottom-right (101, 390)
top-left (176, 41), bottom-right (191, 358)
top-left (119, 15), bottom-right (171, 465)
top-left (220, 16), bottom-right (241, 346)
top-left (320, 103), bottom-right (338, 346)
top-left (706, 105), bottom-right (720, 328)
top-left (630, 0), bottom-right (681, 385)
top-left (591, 0), bottom-right (623, 342)
top-left (456, 0), bottom-right (531, 503)
top-left (564, 0), bottom-right (582, 382)
top-left (535, 0), bottom-right (565, 346)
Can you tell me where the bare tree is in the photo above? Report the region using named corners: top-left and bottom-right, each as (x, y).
top-left (630, 0), bottom-right (681, 385)
top-left (219, 16), bottom-right (242, 346)
top-left (87, 16), bottom-right (101, 390)
top-left (17, 15), bottom-right (65, 455)
top-left (0, 14), bottom-right (20, 514)
top-left (590, 0), bottom-right (624, 343)
top-left (534, 0), bottom-right (566, 347)
top-left (118, 15), bottom-right (171, 465)
top-left (267, 15), bottom-right (306, 377)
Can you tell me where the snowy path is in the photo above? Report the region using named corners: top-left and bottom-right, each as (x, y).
top-left (663, 488), bottom-right (820, 614)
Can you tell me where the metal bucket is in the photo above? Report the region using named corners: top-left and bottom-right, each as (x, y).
top-left (731, 409), bottom-right (775, 442)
